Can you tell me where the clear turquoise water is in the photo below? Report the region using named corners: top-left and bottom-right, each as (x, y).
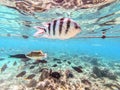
top-left (0, 1), bottom-right (120, 60)
top-left (0, 1), bottom-right (120, 89)
top-left (0, 37), bottom-right (120, 60)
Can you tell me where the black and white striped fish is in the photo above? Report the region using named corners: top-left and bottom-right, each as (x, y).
top-left (33, 18), bottom-right (81, 40)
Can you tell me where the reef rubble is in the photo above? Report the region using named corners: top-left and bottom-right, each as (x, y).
top-left (0, 53), bottom-right (120, 90)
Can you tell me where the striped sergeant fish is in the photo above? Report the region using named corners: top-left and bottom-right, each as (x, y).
top-left (33, 18), bottom-right (81, 40)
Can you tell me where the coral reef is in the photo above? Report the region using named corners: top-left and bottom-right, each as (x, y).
top-left (92, 66), bottom-right (117, 80)
top-left (26, 79), bottom-right (37, 87)
top-left (39, 69), bottom-right (50, 81)
top-left (0, 54), bottom-right (120, 90)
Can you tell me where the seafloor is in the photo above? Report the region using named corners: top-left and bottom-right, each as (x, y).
top-left (0, 52), bottom-right (120, 90)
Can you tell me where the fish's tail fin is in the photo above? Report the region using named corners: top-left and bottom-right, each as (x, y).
top-left (44, 53), bottom-right (47, 58)
top-left (33, 26), bottom-right (46, 38)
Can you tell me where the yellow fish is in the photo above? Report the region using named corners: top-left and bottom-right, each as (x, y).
top-left (26, 50), bottom-right (47, 60)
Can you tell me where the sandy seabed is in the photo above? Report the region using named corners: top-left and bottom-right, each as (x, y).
top-left (0, 53), bottom-right (120, 90)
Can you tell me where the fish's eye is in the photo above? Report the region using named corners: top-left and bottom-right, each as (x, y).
top-left (54, 0), bottom-right (64, 3)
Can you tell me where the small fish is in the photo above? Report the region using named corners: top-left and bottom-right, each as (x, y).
top-left (32, 60), bottom-right (47, 64)
top-left (33, 18), bottom-right (81, 40)
top-left (72, 66), bottom-right (83, 73)
top-left (57, 61), bottom-right (62, 64)
top-left (26, 50), bottom-right (47, 60)
top-left (26, 74), bottom-right (35, 79)
top-left (67, 61), bottom-right (71, 64)
top-left (0, 58), bottom-right (5, 61)
top-left (53, 58), bottom-right (61, 61)
top-left (63, 59), bottom-right (67, 62)
top-left (13, 61), bottom-right (17, 66)
top-left (16, 71), bottom-right (26, 77)
top-left (22, 35), bottom-right (29, 39)
top-left (9, 54), bottom-right (27, 58)
top-left (0, 64), bottom-right (7, 73)
top-left (52, 64), bottom-right (57, 67)
top-left (39, 60), bottom-right (47, 63)
top-left (81, 79), bottom-right (91, 85)
top-left (32, 60), bottom-right (40, 64)
top-left (21, 58), bottom-right (31, 62)
top-left (29, 66), bottom-right (35, 69)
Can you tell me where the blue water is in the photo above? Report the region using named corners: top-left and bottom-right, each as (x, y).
top-left (0, 0), bottom-right (120, 68)
top-left (0, 1), bottom-right (120, 89)
top-left (0, 36), bottom-right (120, 60)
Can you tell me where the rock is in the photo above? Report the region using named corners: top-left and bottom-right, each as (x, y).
top-left (39, 69), bottom-right (50, 81)
top-left (50, 71), bottom-right (61, 79)
top-left (65, 70), bottom-right (74, 78)
top-left (92, 66), bottom-right (117, 80)
top-left (81, 79), bottom-right (91, 86)
top-left (107, 72), bottom-right (117, 80)
top-left (9, 85), bottom-right (24, 90)
top-left (104, 83), bottom-right (120, 90)
top-left (90, 58), bottom-right (100, 66)
top-left (36, 80), bottom-right (50, 90)
top-left (26, 79), bottom-right (37, 87)
top-left (85, 87), bottom-right (90, 90)
top-left (53, 0), bottom-right (64, 3)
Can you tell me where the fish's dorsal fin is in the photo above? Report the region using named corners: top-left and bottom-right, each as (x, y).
top-left (42, 22), bottom-right (50, 27)
top-left (34, 26), bottom-right (45, 31)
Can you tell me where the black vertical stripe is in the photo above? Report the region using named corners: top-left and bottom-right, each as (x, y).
top-left (48, 23), bottom-right (51, 35)
top-left (59, 18), bottom-right (64, 35)
top-left (65, 20), bottom-right (71, 34)
top-left (53, 20), bottom-right (57, 35)
top-left (44, 28), bottom-right (46, 32)
top-left (74, 23), bottom-right (80, 29)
